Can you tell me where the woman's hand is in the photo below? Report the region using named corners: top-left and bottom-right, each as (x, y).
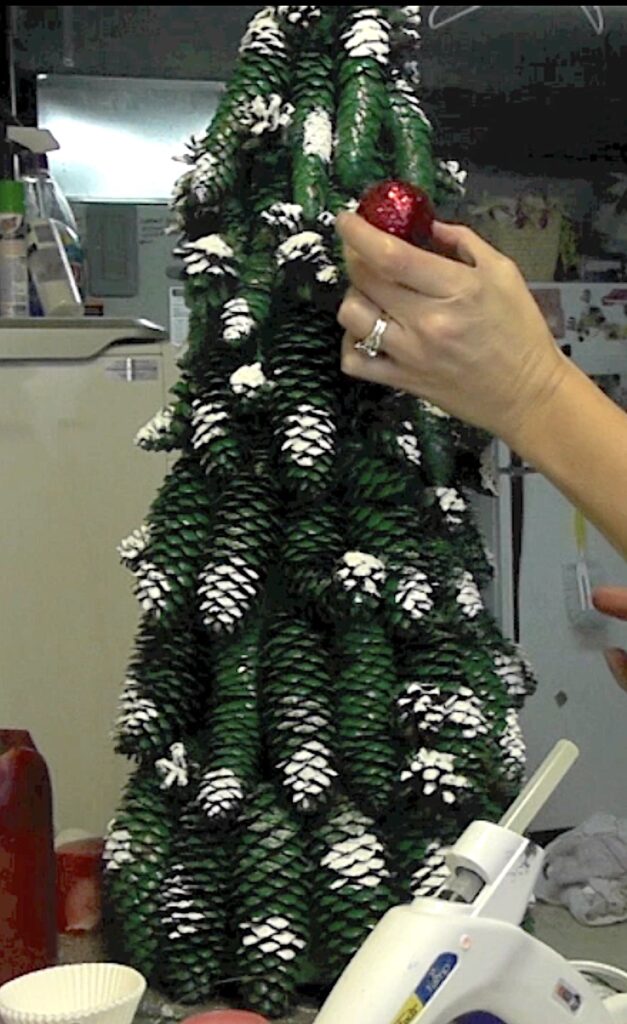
top-left (336, 212), bottom-right (570, 446)
top-left (593, 587), bottom-right (627, 693)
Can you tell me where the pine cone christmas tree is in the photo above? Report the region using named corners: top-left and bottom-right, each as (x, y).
top-left (108, 6), bottom-right (538, 1014)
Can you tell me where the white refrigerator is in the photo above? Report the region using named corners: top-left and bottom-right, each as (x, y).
top-left (0, 319), bottom-right (168, 837)
top-left (491, 283), bottom-right (627, 830)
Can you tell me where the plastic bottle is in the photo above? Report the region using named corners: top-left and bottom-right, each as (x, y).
top-left (21, 154), bottom-right (85, 295)
top-left (28, 217), bottom-right (84, 317)
top-left (0, 180), bottom-right (29, 318)
top-left (0, 730), bottom-right (57, 984)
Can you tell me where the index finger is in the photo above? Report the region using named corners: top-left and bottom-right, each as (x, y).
top-left (336, 211), bottom-right (473, 298)
top-left (593, 586), bottom-right (627, 621)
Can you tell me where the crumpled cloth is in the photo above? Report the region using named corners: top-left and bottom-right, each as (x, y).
top-left (536, 814), bottom-right (627, 926)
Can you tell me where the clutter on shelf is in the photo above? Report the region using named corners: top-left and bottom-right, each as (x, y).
top-left (468, 192), bottom-right (578, 280)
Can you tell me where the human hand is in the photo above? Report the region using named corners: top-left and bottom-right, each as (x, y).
top-left (592, 586), bottom-right (627, 693)
top-left (336, 212), bottom-right (571, 445)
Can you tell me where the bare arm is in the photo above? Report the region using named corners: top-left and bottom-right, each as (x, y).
top-left (335, 213), bottom-right (627, 558)
top-left (512, 359), bottom-right (627, 559)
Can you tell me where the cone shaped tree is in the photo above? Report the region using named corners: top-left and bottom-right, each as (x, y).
top-left (105, 6), bottom-right (536, 1017)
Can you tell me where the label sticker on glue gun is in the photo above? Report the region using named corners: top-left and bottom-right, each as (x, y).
top-left (391, 953), bottom-right (458, 1024)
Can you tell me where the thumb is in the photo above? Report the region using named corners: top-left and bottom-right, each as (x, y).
top-left (604, 648), bottom-right (627, 694)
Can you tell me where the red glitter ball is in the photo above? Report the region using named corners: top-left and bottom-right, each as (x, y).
top-left (357, 180), bottom-right (435, 244)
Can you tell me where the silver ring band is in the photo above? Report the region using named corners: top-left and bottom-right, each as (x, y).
top-left (355, 316), bottom-right (388, 359)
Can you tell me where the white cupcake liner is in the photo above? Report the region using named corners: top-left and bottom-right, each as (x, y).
top-left (0, 963), bottom-right (146, 1024)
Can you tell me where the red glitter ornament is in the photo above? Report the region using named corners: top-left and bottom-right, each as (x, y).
top-left (357, 180), bottom-right (435, 245)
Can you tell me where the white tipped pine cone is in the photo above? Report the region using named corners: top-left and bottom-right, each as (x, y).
top-left (436, 487), bottom-right (467, 526)
top-left (222, 299), bottom-right (256, 344)
top-left (281, 403), bottom-right (336, 467)
top-left (197, 767), bottom-right (246, 820)
top-left (455, 570), bottom-right (483, 619)
top-left (400, 747), bottom-right (471, 805)
top-left (261, 202), bottom-right (304, 235)
top-left (396, 421), bottom-right (422, 465)
top-left (103, 821), bottom-right (134, 872)
top-left (335, 550), bottom-right (387, 602)
top-left (440, 687), bottom-right (489, 739)
top-left (321, 817), bottom-right (390, 891)
top-left (240, 915), bottom-right (306, 962)
top-left (500, 709), bottom-right (527, 780)
top-left (395, 566), bottom-right (434, 621)
top-left (117, 525), bottom-right (151, 567)
top-left (134, 560), bottom-right (173, 617)
top-left (191, 399), bottom-right (228, 452)
top-left (397, 682), bottom-right (444, 733)
top-left (342, 10), bottom-right (390, 63)
top-left (494, 651), bottom-right (531, 701)
top-left (135, 405), bottom-right (175, 450)
top-left (240, 8), bottom-right (286, 56)
top-left (411, 840), bottom-right (451, 898)
top-left (198, 557), bottom-right (260, 632)
top-left (275, 231), bottom-right (338, 284)
top-left (278, 739), bottom-right (337, 811)
top-left (115, 677), bottom-right (159, 740)
top-left (176, 235), bottom-right (237, 278)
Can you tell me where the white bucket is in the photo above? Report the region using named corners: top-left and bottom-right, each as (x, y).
top-left (0, 963), bottom-right (146, 1024)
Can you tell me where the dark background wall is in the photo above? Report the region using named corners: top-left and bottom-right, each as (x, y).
top-left (11, 5), bottom-right (627, 175)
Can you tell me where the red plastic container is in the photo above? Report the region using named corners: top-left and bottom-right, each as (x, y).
top-left (0, 730), bottom-right (57, 984)
top-left (56, 837), bottom-right (104, 933)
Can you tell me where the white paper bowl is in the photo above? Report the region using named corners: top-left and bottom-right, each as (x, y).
top-left (0, 963), bottom-right (146, 1024)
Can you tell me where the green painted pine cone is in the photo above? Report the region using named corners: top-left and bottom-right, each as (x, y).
top-left (310, 800), bottom-right (396, 978)
top-left (115, 617), bottom-right (208, 760)
top-left (129, 457), bottom-right (213, 622)
top-left (174, 10), bottom-right (290, 221)
top-left (262, 616), bottom-right (337, 812)
top-left (388, 70), bottom-right (436, 194)
top-left (232, 786), bottom-right (310, 1018)
top-left (334, 624), bottom-right (398, 812)
top-left (196, 621), bottom-right (262, 824)
top-left (158, 808), bottom-right (229, 1003)
top-left (267, 313), bottom-right (342, 496)
top-left (335, 10), bottom-right (392, 191)
top-left (390, 821), bottom-right (457, 900)
top-left (342, 443), bottom-right (416, 505)
top-left (291, 52), bottom-right (334, 220)
top-left (198, 470), bottom-right (280, 634)
top-left (221, 247), bottom-right (275, 351)
top-left (103, 771), bottom-right (173, 980)
top-left (413, 400), bottom-right (457, 488)
top-left (281, 502), bottom-right (343, 618)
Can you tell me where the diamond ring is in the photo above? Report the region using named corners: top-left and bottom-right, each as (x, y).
top-left (354, 317), bottom-right (388, 359)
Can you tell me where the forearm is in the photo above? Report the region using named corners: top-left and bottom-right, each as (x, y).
top-left (508, 358), bottom-right (627, 559)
